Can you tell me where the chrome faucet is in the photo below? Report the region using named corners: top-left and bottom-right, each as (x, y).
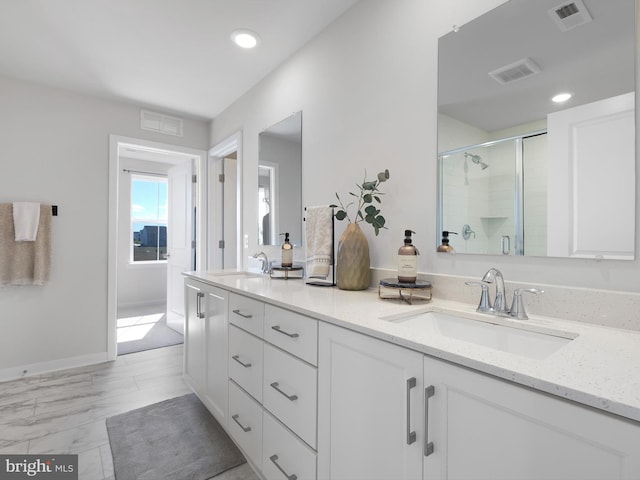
top-left (468, 268), bottom-right (545, 320)
top-left (481, 268), bottom-right (508, 315)
top-left (252, 251), bottom-right (270, 274)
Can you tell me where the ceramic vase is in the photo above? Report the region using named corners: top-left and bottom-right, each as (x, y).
top-left (336, 223), bottom-right (370, 290)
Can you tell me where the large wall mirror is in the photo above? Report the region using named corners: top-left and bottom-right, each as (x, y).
top-left (258, 111), bottom-right (303, 246)
top-left (437, 0), bottom-right (636, 259)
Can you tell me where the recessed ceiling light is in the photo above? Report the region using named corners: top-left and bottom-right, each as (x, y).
top-left (231, 29), bottom-right (260, 49)
top-left (552, 92), bottom-right (572, 103)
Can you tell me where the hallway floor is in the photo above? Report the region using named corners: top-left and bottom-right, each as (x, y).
top-left (0, 345), bottom-right (257, 480)
top-left (117, 303), bottom-right (183, 355)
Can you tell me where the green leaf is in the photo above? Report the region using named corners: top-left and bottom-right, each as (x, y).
top-left (364, 205), bottom-right (378, 215)
top-left (363, 193), bottom-right (372, 203)
top-left (375, 215), bottom-right (386, 228)
top-left (374, 196), bottom-right (381, 203)
top-left (362, 181), bottom-right (376, 190)
top-left (329, 203), bottom-right (338, 208)
top-left (377, 171), bottom-right (387, 183)
top-left (335, 210), bottom-right (347, 220)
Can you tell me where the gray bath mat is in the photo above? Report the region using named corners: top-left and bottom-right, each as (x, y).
top-left (106, 394), bottom-right (246, 480)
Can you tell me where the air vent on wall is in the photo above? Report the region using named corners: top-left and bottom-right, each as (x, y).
top-left (489, 57), bottom-right (541, 85)
top-left (140, 110), bottom-right (184, 137)
top-left (548, 0), bottom-right (593, 32)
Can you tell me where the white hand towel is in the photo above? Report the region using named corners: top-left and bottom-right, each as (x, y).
top-left (13, 202), bottom-right (41, 241)
top-left (305, 206), bottom-right (333, 278)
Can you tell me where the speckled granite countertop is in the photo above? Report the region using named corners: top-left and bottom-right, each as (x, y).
top-left (184, 271), bottom-right (640, 423)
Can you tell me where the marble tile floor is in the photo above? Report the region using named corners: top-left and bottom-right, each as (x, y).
top-left (0, 345), bottom-right (258, 480)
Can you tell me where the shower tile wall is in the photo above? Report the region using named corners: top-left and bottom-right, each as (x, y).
top-left (523, 134), bottom-right (547, 256)
top-left (440, 115), bottom-right (548, 256)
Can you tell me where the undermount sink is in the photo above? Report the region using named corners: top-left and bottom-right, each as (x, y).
top-left (382, 310), bottom-right (576, 360)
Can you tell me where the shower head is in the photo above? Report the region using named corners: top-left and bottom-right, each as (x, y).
top-left (464, 152), bottom-right (489, 170)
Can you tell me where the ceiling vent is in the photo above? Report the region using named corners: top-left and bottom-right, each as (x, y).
top-left (140, 110), bottom-right (184, 137)
top-left (548, 0), bottom-right (593, 32)
top-left (489, 57), bottom-right (541, 85)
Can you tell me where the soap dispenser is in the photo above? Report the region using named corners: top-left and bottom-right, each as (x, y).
top-left (280, 232), bottom-right (293, 268)
top-left (398, 230), bottom-right (419, 283)
top-left (437, 231), bottom-right (457, 252)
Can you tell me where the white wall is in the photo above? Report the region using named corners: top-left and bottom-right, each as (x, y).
top-left (0, 76), bottom-right (209, 378)
top-left (210, 0), bottom-right (640, 294)
top-left (117, 158), bottom-right (169, 310)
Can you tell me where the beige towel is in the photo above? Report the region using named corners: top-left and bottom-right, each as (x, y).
top-left (13, 202), bottom-right (41, 241)
top-left (305, 206), bottom-right (333, 278)
top-left (0, 204), bottom-right (52, 286)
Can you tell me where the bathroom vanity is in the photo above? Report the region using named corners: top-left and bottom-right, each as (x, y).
top-left (183, 271), bottom-right (640, 480)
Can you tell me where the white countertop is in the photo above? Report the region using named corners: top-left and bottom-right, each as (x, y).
top-left (184, 270), bottom-right (640, 423)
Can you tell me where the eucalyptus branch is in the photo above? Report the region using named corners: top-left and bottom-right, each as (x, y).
top-left (330, 169), bottom-right (390, 236)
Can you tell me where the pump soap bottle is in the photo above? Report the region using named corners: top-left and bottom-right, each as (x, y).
top-left (437, 231), bottom-right (458, 253)
top-left (398, 230), bottom-right (419, 283)
top-left (281, 232), bottom-right (293, 268)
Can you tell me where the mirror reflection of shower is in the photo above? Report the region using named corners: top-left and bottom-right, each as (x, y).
top-left (438, 130), bottom-right (547, 256)
top-left (464, 152), bottom-right (489, 170)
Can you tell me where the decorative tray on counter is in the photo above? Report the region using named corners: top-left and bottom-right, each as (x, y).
top-left (270, 264), bottom-right (304, 280)
top-left (378, 278), bottom-right (432, 305)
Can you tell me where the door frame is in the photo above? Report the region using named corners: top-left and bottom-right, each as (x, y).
top-left (107, 134), bottom-right (207, 361)
top-left (207, 131), bottom-right (243, 270)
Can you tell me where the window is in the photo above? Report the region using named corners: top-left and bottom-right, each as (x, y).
top-left (131, 175), bottom-right (168, 262)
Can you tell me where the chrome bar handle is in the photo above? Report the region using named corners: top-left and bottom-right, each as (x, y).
top-left (232, 309), bottom-right (253, 319)
top-left (271, 325), bottom-right (299, 338)
top-left (424, 385), bottom-right (435, 456)
top-left (270, 382), bottom-right (298, 401)
top-left (231, 414), bottom-right (252, 432)
top-left (231, 355), bottom-right (252, 368)
top-left (406, 377), bottom-right (417, 445)
top-left (196, 292), bottom-right (205, 318)
top-left (269, 454), bottom-right (297, 480)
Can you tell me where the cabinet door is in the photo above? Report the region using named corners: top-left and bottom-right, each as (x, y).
top-left (204, 285), bottom-right (228, 427)
top-left (424, 355), bottom-right (640, 480)
top-left (184, 281), bottom-right (206, 392)
top-left (318, 323), bottom-right (423, 480)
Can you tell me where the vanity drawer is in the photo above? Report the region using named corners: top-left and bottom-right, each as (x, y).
top-left (262, 410), bottom-right (317, 480)
top-left (229, 293), bottom-right (264, 338)
top-left (228, 325), bottom-right (264, 402)
top-left (263, 343), bottom-right (317, 448)
top-left (228, 379), bottom-right (262, 468)
top-left (264, 304), bottom-right (318, 366)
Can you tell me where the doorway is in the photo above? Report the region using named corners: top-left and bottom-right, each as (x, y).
top-left (208, 132), bottom-right (242, 270)
top-left (108, 135), bottom-right (207, 360)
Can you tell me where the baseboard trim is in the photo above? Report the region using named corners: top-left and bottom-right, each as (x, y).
top-left (0, 352), bottom-right (110, 383)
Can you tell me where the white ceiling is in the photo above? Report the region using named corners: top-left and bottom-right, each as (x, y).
top-left (0, 0), bottom-right (358, 121)
top-left (438, 0), bottom-right (635, 132)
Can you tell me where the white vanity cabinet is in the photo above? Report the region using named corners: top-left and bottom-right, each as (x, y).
top-left (225, 295), bottom-right (319, 479)
top-left (423, 355), bottom-right (640, 480)
top-left (318, 322), bottom-right (424, 480)
top-left (318, 321), bottom-right (640, 480)
top-left (184, 279), bottom-right (229, 427)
